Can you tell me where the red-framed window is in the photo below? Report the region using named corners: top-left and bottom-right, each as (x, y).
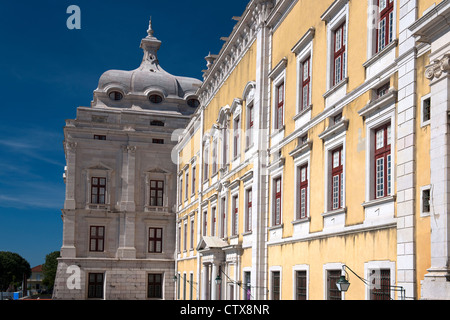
top-left (91, 177), bottom-right (106, 204)
top-left (301, 57), bottom-right (311, 111)
top-left (88, 273), bottom-right (104, 299)
top-left (247, 104), bottom-right (254, 148)
top-left (220, 198), bottom-right (226, 238)
top-left (333, 22), bottom-right (347, 86)
top-left (190, 219), bottom-right (194, 249)
top-left (184, 222), bottom-right (187, 251)
top-left (298, 164), bottom-right (308, 220)
top-left (276, 83), bottom-right (284, 129)
top-left (331, 147), bottom-right (344, 210)
top-left (185, 172), bottom-right (189, 199)
top-left (179, 176), bottom-right (183, 204)
top-left (370, 269), bottom-right (391, 300)
top-left (147, 274), bottom-right (163, 299)
top-left (377, 0), bottom-right (394, 53)
top-left (274, 178), bottom-right (282, 225)
top-left (374, 123), bottom-right (391, 199)
top-left (191, 166), bottom-right (196, 196)
top-left (150, 180), bottom-right (164, 207)
top-left (246, 189), bottom-right (252, 232)
top-left (232, 195), bottom-right (239, 236)
top-left (204, 145), bottom-right (209, 181)
top-left (234, 117), bottom-right (240, 159)
top-left (177, 225), bottom-right (181, 253)
top-left (211, 207), bottom-right (216, 236)
top-left (203, 211), bottom-right (208, 236)
top-left (148, 227), bottom-right (163, 253)
top-left (89, 226), bottom-right (105, 252)
top-left (212, 140), bottom-right (218, 175)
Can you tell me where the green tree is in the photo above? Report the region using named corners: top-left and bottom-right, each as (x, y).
top-left (0, 251), bottom-right (31, 292)
top-left (42, 251), bottom-right (60, 290)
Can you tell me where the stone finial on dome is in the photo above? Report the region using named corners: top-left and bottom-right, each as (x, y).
top-left (147, 17), bottom-right (154, 38)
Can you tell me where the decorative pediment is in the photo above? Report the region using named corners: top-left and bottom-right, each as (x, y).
top-left (147, 167), bottom-right (170, 174)
top-left (196, 236), bottom-right (228, 251)
top-left (87, 162), bottom-right (113, 171)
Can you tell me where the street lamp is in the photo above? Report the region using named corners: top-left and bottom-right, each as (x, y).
top-left (336, 275), bottom-right (350, 292)
top-left (215, 275), bottom-right (222, 285)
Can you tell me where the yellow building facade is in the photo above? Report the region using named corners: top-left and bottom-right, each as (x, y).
top-left (175, 0), bottom-right (450, 300)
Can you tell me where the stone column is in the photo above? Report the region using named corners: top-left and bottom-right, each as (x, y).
top-left (421, 54), bottom-right (450, 299)
top-left (201, 263), bottom-right (210, 300)
top-left (211, 262), bottom-right (219, 300)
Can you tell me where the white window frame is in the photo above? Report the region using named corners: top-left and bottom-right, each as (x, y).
top-left (323, 132), bottom-right (347, 214)
top-left (84, 164), bottom-right (113, 210)
top-left (294, 155), bottom-right (311, 221)
top-left (271, 171), bottom-right (284, 227)
top-left (364, 260), bottom-right (396, 300)
top-left (367, 0), bottom-right (397, 58)
top-left (145, 169), bottom-right (170, 211)
top-left (269, 59), bottom-right (287, 134)
top-left (420, 93), bottom-right (431, 127)
top-left (293, 31), bottom-right (314, 115)
top-left (420, 185), bottom-right (432, 217)
top-left (323, 262), bottom-right (346, 300)
top-left (269, 266), bottom-right (282, 300)
top-left (323, 2), bottom-right (349, 91)
top-left (292, 264), bottom-right (310, 300)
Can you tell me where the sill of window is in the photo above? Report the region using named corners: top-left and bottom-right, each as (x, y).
top-left (211, 172), bottom-right (219, 179)
top-left (270, 126), bottom-right (285, 138)
top-left (86, 204), bottom-right (110, 210)
top-left (245, 144), bottom-right (254, 153)
top-left (293, 105), bottom-right (312, 121)
top-left (242, 230), bottom-right (252, 236)
top-left (229, 234), bottom-right (239, 240)
top-left (362, 195), bottom-right (396, 208)
top-left (362, 39), bottom-right (398, 69)
top-left (321, 207), bottom-right (346, 218)
top-left (420, 120), bottom-right (431, 128)
top-left (268, 223), bottom-right (284, 231)
top-left (323, 78), bottom-right (348, 99)
top-left (292, 217), bottom-right (311, 225)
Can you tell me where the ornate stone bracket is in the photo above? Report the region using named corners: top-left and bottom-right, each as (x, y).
top-left (425, 53), bottom-right (450, 80)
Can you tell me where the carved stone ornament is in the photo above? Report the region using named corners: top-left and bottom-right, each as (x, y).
top-left (425, 53), bottom-right (450, 80)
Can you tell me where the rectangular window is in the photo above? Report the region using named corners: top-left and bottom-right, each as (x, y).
top-left (423, 97), bottom-right (431, 123)
top-left (298, 164), bottom-right (308, 220)
top-left (296, 271), bottom-right (307, 300)
top-left (177, 225), bottom-right (181, 253)
top-left (203, 211), bottom-right (208, 236)
top-left (204, 146), bottom-right (209, 181)
top-left (94, 135), bottom-right (106, 140)
top-left (272, 271), bottom-right (281, 300)
top-left (148, 274), bottom-right (163, 299)
top-left (152, 139), bottom-right (164, 144)
top-left (276, 83), bottom-right (284, 129)
top-left (274, 178), bottom-right (282, 225)
top-left (377, 83), bottom-right (390, 98)
top-left (246, 189), bottom-right (252, 232)
top-left (232, 195), bottom-right (239, 236)
top-left (244, 272), bottom-right (251, 300)
top-left (150, 180), bottom-right (164, 207)
top-left (179, 176), bottom-right (183, 205)
top-left (191, 166), bottom-right (196, 196)
top-left (211, 207), bottom-right (216, 237)
top-left (91, 177), bottom-right (106, 204)
top-left (422, 188), bottom-right (431, 214)
top-left (327, 270), bottom-right (342, 300)
top-left (220, 197), bottom-right (226, 238)
top-left (89, 226), bottom-right (105, 252)
top-left (148, 227), bottom-right (163, 253)
top-left (301, 57), bottom-right (311, 111)
top-left (247, 104), bottom-right (254, 148)
top-left (212, 140), bottom-right (218, 175)
top-left (88, 273), bottom-right (104, 299)
top-left (190, 219), bottom-right (194, 249)
top-left (333, 22), bottom-right (346, 86)
top-left (234, 117), bottom-right (241, 159)
top-left (185, 172), bottom-right (189, 200)
top-left (377, 0), bottom-right (394, 53)
top-left (184, 222), bottom-right (187, 251)
top-left (331, 147), bottom-right (344, 210)
top-left (370, 269), bottom-right (391, 300)
top-left (374, 124), bottom-right (391, 199)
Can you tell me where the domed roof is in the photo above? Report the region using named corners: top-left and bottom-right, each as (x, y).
top-left (93, 19), bottom-right (202, 111)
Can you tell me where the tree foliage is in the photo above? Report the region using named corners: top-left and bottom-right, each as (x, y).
top-left (0, 251), bottom-right (31, 291)
top-left (42, 251), bottom-right (60, 289)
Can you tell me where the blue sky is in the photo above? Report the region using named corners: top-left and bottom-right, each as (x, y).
top-left (0, 0), bottom-right (248, 268)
